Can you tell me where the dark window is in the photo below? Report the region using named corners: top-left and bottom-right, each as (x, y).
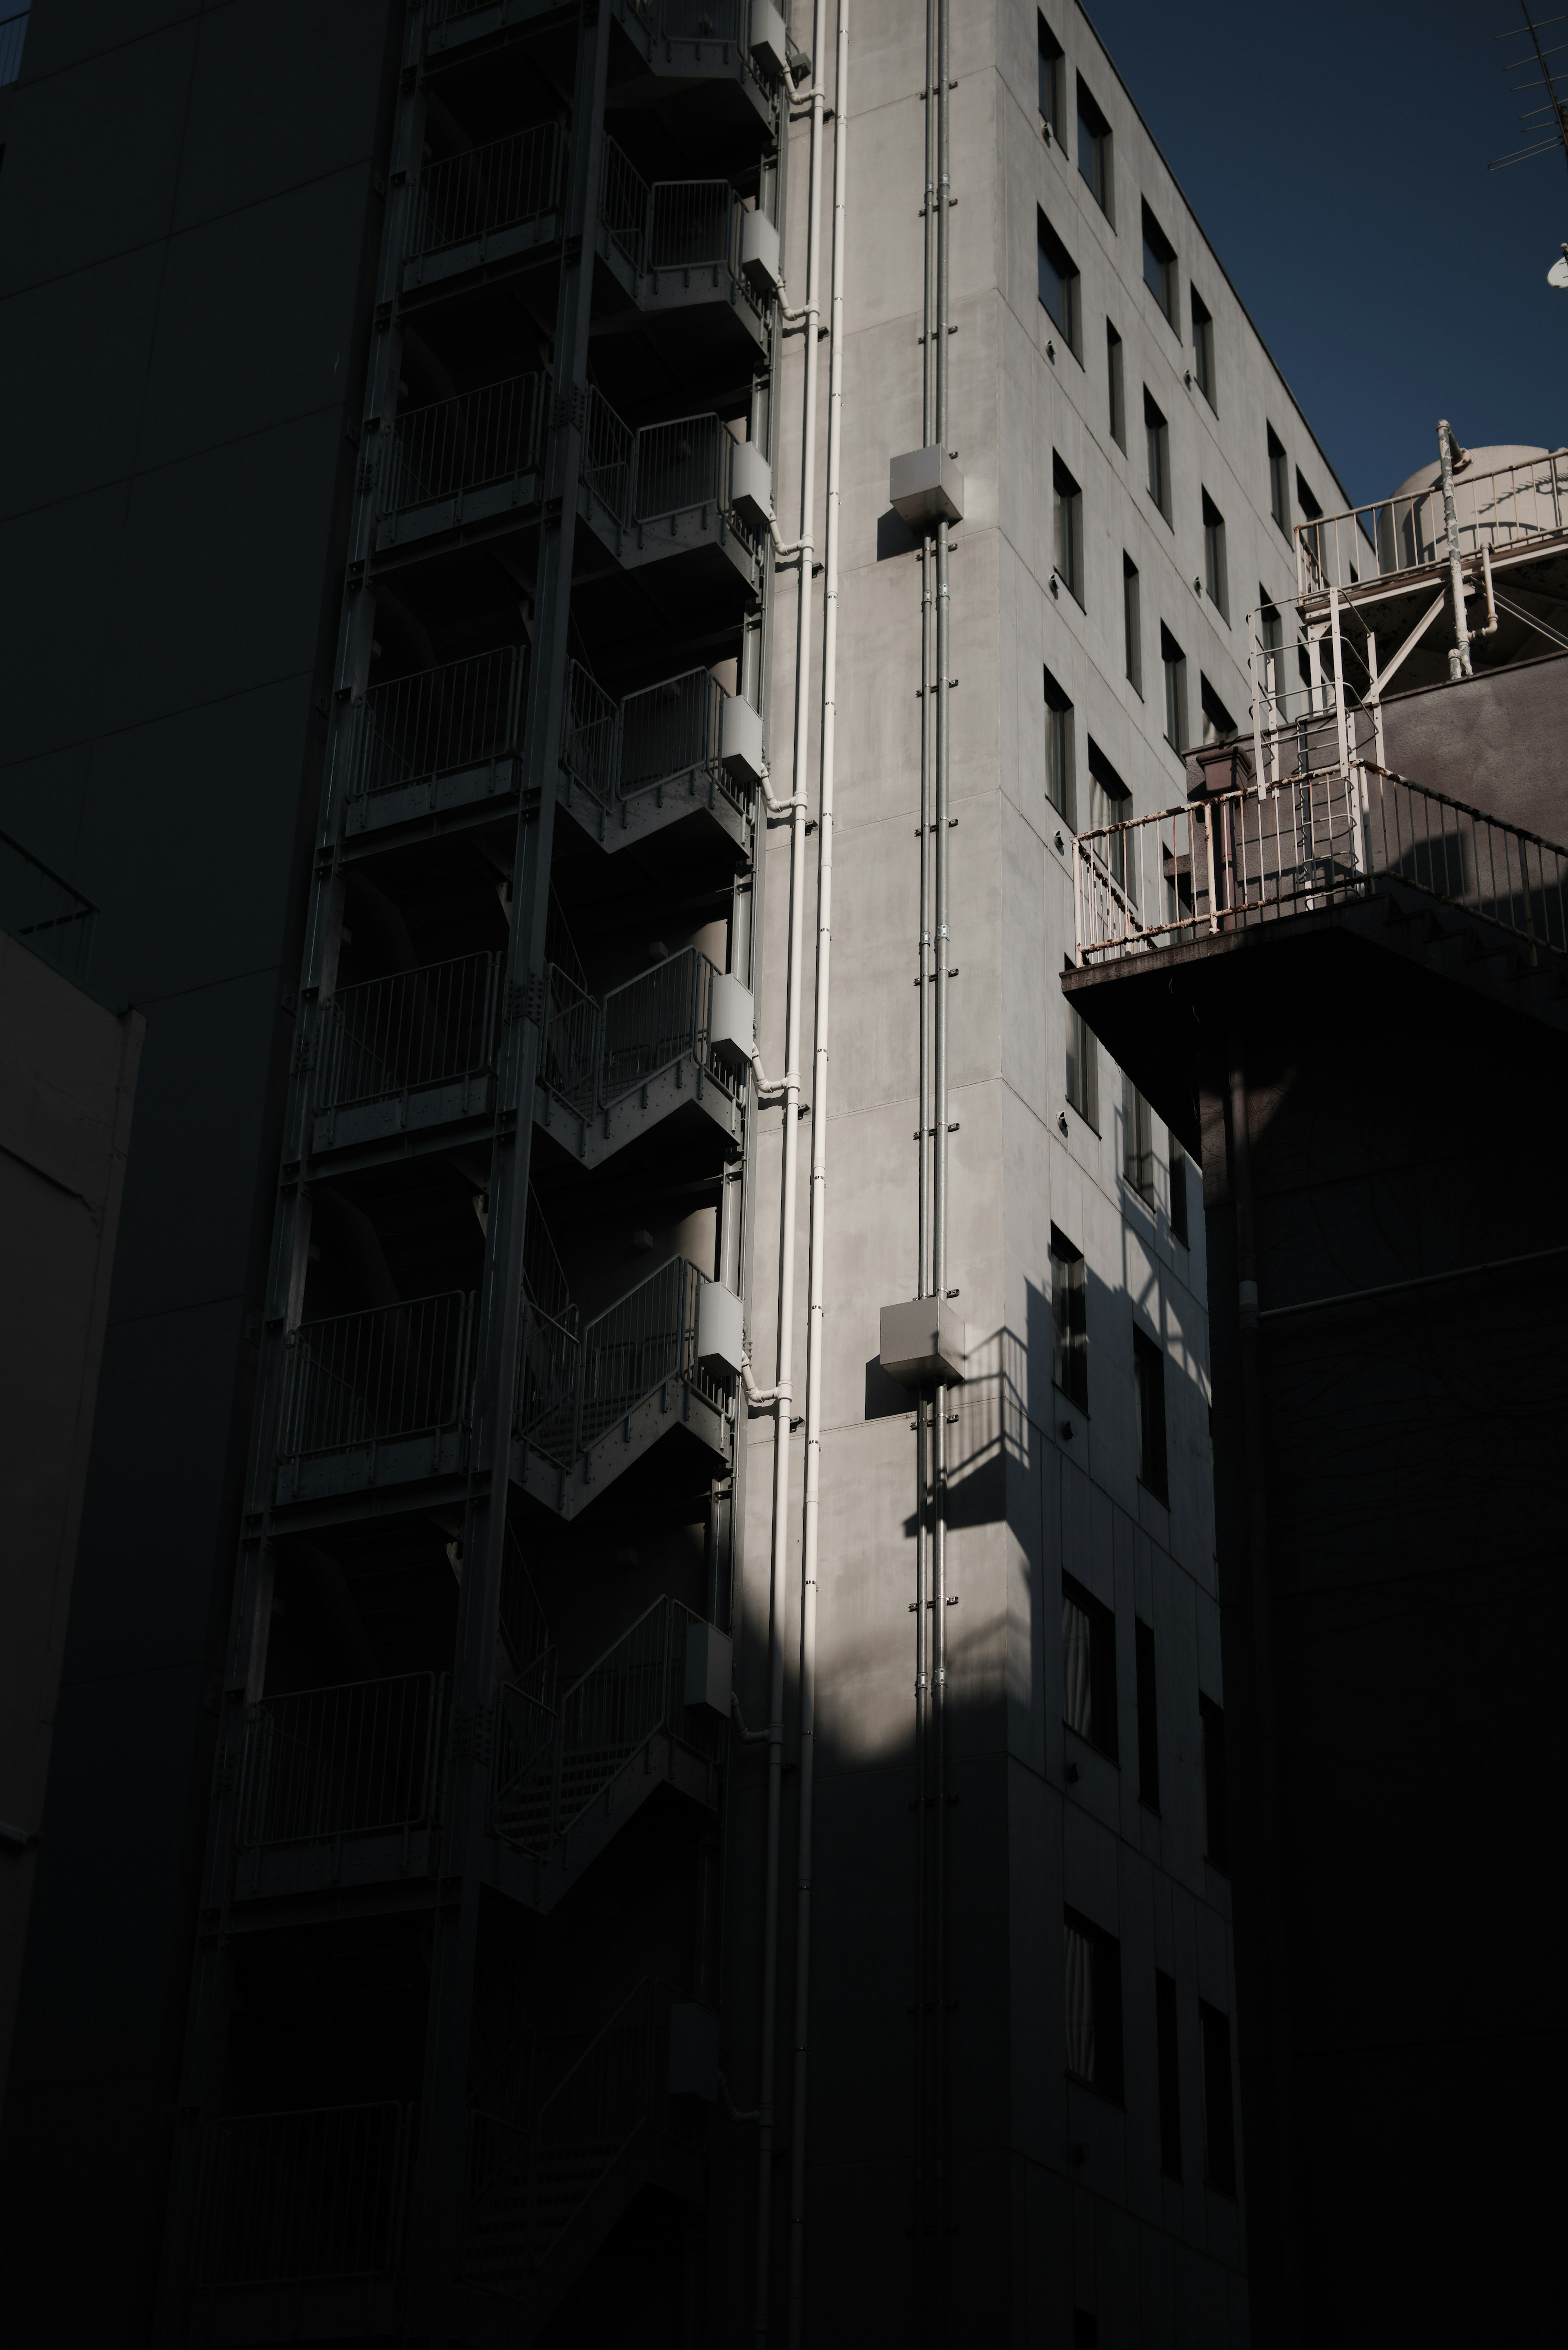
top-left (1043, 664), bottom-right (1075, 823)
top-left (1156, 1971), bottom-right (1183, 2178)
top-left (1200, 676), bottom-right (1237, 746)
top-left (1062, 1573), bottom-right (1117, 1759)
top-left (1143, 388), bottom-right (1171, 524)
top-left (1135, 1617), bottom-right (1160, 1813)
top-left (1201, 491), bottom-right (1228, 620)
top-left (1169, 1132), bottom-right (1189, 1247)
top-left (1065, 1910), bottom-right (1124, 2100)
top-left (1037, 16), bottom-right (1066, 138)
top-left (1190, 285), bottom-right (1215, 408)
top-left (1053, 453), bottom-right (1084, 604)
top-left (1267, 424), bottom-right (1290, 537)
top-left (1065, 1003), bottom-right (1098, 1131)
top-left (1122, 1069), bottom-right (1155, 1203)
top-left (1051, 1225), bottom-right (1089, 1409)
top-left (1296, 467), bottom-right (1324, 577)
top-left (1106, 320), bottom-right (1126, 450)
top-left (1141, 201), bottom-right (1178, 329)
top-left (1087, 739), bottom-right (1132, 898)
top-left (1076, 79), bottom-right (1113, 221)
top-left (1133, 1327), bottom-right (1167, 1501)
top-left (1200, 2002), bottom-right (1237, 2194)
top-left (0, 13), bottom-right (27, 93)
top-left (1122, 554), bottom-right (1142, 694)
top-left (1200, 1695), bottom-right (1229, 1869)
top-left (1037, 211), bottom-right (1082, 357)
top-left (1160, 624), bottom-right (1187, 752)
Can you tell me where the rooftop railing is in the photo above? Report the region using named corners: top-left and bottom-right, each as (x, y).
top-left (493, 1594), bottom-right (720, 1854)
top-left (579, 388), bottom-right (753, 550)
top-left (1073, 758), bottom-right (1568, 971)
top-left (381, 373), bottom-right (547, 518)
top-left (1296, 448), bottom-right (1568, 598)
top-left (561, 660), bottom-right (744, 817)
top-left (278, 1292), bottom-right (476, 1464)
top-left (238, 1673), bottom-right (446, 1850)
top-left (538, 943), bottom-right (736, 1121)
top-left (192, 2101), bottom-right (411, 2289)
top-left (314, 952), bottom-right (502, 1128)
top-left (515, 1254), bottom-right (726, 1468)
top-left (0, 827), bottom-right (96, 984)
top-left (405, 122), bottom-right (567, 265)
top-left (344, 646), bottom-right (527, 815)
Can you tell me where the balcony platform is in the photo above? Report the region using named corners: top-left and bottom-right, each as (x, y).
top-left (576, 475), bottom-right (759, 590)
top-left (232, 1824), bottom-right (442, 1909)
top-left (274, 1427), bottom-right (470, 1512)
top-left (533, 1052), bottom-right (738, 1170)
top-left (399, 208), bottom-right (564, 314)
top-left (368, 468), bottom-right (544, 576)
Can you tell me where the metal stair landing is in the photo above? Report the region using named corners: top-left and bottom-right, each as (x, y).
top-left (534, 944), bottom-right (742, 1168)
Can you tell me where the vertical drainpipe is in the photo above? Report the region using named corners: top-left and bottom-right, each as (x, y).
top-left (755, 10), bottom-right (828, 2340)
top-left (1437, 419), bottom-right (1472, 683)
top-left (931, 0), bottom-right (952, 2315)
top-left (786, 8), bottom-right (848, 2338)
top-left (915, 0), bottom-right (938, 2280)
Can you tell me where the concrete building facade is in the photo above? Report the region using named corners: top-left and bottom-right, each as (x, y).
top-left (0, 3), bottom-right (1374, 2343)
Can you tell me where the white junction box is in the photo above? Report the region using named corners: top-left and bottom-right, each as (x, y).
top-left (748, 0), bottom-right (790, 81)
top-left (879, 1296), bottom-right (968, 1387)
top-left (729, 440), bottom-right (773, 532)
top-left (707, 970), bottom-right (755, 1074)
top-left (684, 1618), bottom-right (733, 1715)
top-left (739, 209), bottom-right (782, 299)
top-left (697, 1278), bottom-right (746, 1378)
top-left (889, 444), bottom-right (966, 529)
top-left (719, 691), bottom-right (764, 784)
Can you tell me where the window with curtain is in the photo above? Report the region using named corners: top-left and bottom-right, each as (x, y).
top-left (1122, 1070), bottom-right (1156, 1204)
top-left (1065, 1911), bottom-right (1124, 2099)
top-left (1051, 1225), bottom-right (1089, 1407)
top-left (1043, 664), bottom-right (1075, 823)
top-left (1065, 1003), bottom-right (1098, 1131)
top-left (1062, 1573), bottom-right (1117, 1757)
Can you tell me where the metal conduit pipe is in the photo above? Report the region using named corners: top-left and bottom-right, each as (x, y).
top-left (931, 0), bottom-right (953, 2315)
top-left (754, 5), bottom-right (829, 2337)
top-left (785, 8), bottom-right (847, 2337)
top-left (915, 0), bottom-right (938, 2295)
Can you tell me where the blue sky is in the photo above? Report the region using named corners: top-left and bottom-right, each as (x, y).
top-left (1085, 0), bottom-right (1568, 507)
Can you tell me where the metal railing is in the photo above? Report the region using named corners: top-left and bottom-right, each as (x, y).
top-left (406, 123), bottom-right (567, 263)
top-left (1073, 760), bottom-right (1568, 970)
top-left (465, 1980), bottom-right (672, 2281)
top-left (560, 660), bottom-right (741, 818)
top-left (345, 647), bottom-right (527, 810)
top-left (278, 1293), bottom-right (476, 1462)
top-left (579, 390), bottom-right (746, 538)
top-left (0, 827), bottom-right (95, 983)
top-left (1296, 449), bottom-right (1568, 597)
top-left (514, 1255), bottom-right (726, 1466)
top-left (599, 140), bottom-right (651, 277)
top-left (192, 2103), bottom-right (410, 2288)
top-left (494, 1594), bottom-right (719, 1852)
top-left (598, 138), bottom-right (758, 306)
top-left (0, 9), bottom-right (27, 89)
top-left (315, 953), bottom-right (502, 1120)
top-left (381, 373), bottom-right (547, 517)
top-left (238, 1674), bottom-right (445, 1849)
top-left (538, 945), bottom-right (735, 1120)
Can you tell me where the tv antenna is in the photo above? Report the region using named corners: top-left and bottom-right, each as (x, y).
top-left (1488, 2), bottom-right (1568, 175)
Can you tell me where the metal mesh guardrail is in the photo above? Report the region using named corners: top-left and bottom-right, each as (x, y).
top-left (192, 2102), bottom-right (410, 2287)
top-left (1296, 449), bottom-right (1568, 597)
top-left (345, 647), bottom-right (527, 809)
top-left (238, 1674), bottom-right (445, 1849)
top-left (0, 827), bottom-right (95, 983)
top-left (278, 1293), bottom-right (476, 1462)
top-left (494, 1595), bottom-right (719, 1852)
top-left (579, 392), bottom-right (738, 534)
top-left (538, 944), bottom-right (733, 1119)
top-left (464, 1980), bottom-right (672, 2279)
top-left (381, 373), bottom-right (547, 516)
top-left (621, 666), bottom-right (726, 794)
top-left (406, 122), bottom-right (566, 263)
top-left (1073, 760), bottom-right (1568, 969)
top-left (315, 953), bottom-right (501, 1119)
